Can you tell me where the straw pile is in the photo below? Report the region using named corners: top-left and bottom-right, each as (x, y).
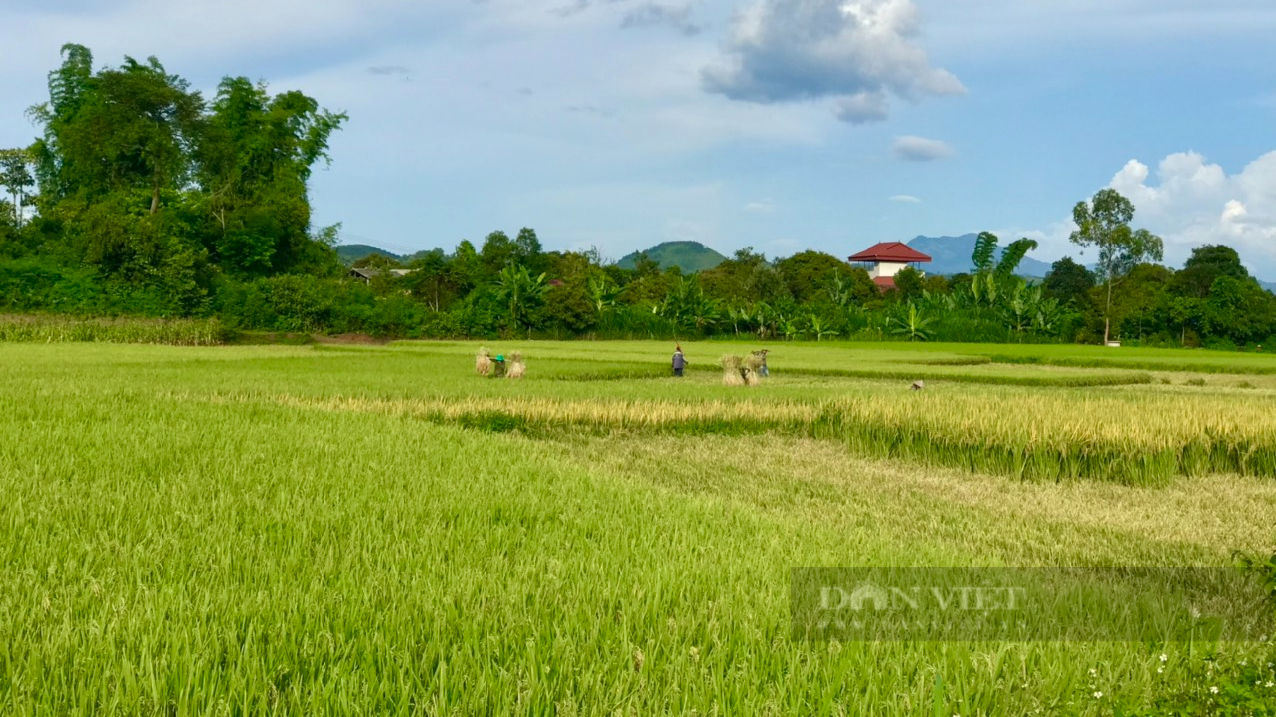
top-left (507, 351), bottom-right (526, 379)
top-left (476, 347), bottom-right (493, 376)
top-left (719, 355), bottom-right (759, 387)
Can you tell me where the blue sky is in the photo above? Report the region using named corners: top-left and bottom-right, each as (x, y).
top-left (2, 0), bottom-right (1275, 275)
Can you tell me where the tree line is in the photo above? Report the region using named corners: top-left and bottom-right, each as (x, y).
top-left (2, 45), bottom-right (1274, 348)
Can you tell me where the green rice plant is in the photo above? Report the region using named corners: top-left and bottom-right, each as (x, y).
top-left (0, 314), bottom-right (224, 345)
top-left (0, 341), bottom-right (1272, 714)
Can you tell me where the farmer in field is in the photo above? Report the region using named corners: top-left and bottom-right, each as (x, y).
top-left (672, 345), bottom-right (686, 377)
top-left (755, 349), bottom-right (769, 378)
top-left (492, 354), bottom-right (507, 379)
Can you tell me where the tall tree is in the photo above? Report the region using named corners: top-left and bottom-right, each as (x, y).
top-left (198, 77), bottom-right (346, 275)
top-left (513, 227), bottom-right (545, 273)
top-left (1043, 257), bottom-right (1095, 307)
top-left (27, 43), bottom-right (94, 205)
top-left (776, 250), bottom-right (853, 303)
top-left (1069, 188), bottom-right (1164, 343)
top-left (480, 230), bottom-right (516, 275)
top-left (1171, 244), bottom-right (1250, 299)
top-left (30, 49), bottom-right (205, 212)
top-left (0, 149), bottom-right (35, 227)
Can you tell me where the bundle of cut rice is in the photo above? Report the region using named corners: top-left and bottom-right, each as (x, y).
top-left (744, 352), bottom-right (765, 373)
top-left (719, 355), bottom-right (746, 386)
top-left (476, 347), bottom-right (493, 376)
top-left (507, 351), bottom-right (526, 379)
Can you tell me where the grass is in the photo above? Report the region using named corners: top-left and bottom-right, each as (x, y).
top-left (0, 314), bottom-right (225, 345)
top-left (1, 340), bottom-right (1274, 715)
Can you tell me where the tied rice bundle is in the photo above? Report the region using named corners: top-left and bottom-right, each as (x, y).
top-left (719, 355), bottom-right (746, 387)
top-left (507, 351), bottom-right (526, 379)
top-left (476, 347), bottom-right (493, 376)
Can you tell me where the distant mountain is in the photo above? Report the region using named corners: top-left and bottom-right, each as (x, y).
top-left (1262, 281), bottom-right (1276, 294)
top-left (336, 244), bottom-right (403, 266)
top-left (617, 241), bottom-right (727, 273)
top-left (906, 234), bottom-right (1055, 278)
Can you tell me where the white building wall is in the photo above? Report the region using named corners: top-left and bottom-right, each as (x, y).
top-left (868, 261), bottom-right (908, 279)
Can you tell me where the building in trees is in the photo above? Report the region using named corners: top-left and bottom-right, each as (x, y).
top-left (848, 242), bottom-right (932, 291)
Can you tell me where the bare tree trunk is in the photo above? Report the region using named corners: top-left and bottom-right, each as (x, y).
top-left (150, 176), bottom-right (161, 215)
top-left (1104, 269), bottom-right (1114, 344)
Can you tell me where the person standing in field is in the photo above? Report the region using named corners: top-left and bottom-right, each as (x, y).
top-left (672, 345), bottom-right (686, 377)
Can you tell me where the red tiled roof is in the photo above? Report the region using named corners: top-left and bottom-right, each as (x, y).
top-left (848, 242), bottom-right (932, 263)
top-left (872, 276), bottom-right (896, 291)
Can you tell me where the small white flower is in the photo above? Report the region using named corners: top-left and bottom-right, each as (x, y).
top-left (1093, 691), bottom-right (1103, 699)
top-left (1210, 686), bottom-right (1219, 694)
top-left (1159, 654), bottom-right (1168, 662)
top-left (1241, 659), bottom-right (1248, 666)
top-left (1089, 668), bottom-right (1097, 677)
top-left (1157, 667), bottom-right (1164, 674)
top-left (1267, 681), bottom-right (1275, 688)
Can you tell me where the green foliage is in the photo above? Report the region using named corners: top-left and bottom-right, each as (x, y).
top-left (494, 264), bottom-right (548, 337)
top-left (994, 238), bottom-right (1039, 279)
top-left (888, 302), bottom-right (934, 341)
top-left (1043, 257), bottom-right (1094, 308)
top-left (972, 231), bottom-right (998, 274)
top-left (892, 266), bottom-right (925, 301)
top-left (776, 250), bottom-right (853, 303)
top-left (21, 43), bottom-right (344, 303)
top-left (0, 313), bottom-right (224, 344)
top-left (657, 276), bottom-right (721, 334)
top-left (6, 47), bottom-right (1276, 351)
top-left (1070, 188), bottom-right (1165, 342)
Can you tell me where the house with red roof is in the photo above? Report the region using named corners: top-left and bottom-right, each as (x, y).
top-left (847, 242), bottom-right (932, 291)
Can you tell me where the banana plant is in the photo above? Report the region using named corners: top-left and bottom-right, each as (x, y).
top-left (587, 275), bottom-right (623, 315)
top-left (887, 302), bottom-right (934, 342)
top-left (807, 313), bottom-right (839, 342)
top-left (779, 315), bottom-right (805, 340)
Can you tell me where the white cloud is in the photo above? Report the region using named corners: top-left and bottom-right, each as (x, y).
top-left (1107, 151), bottom-right (1276, 275)
top-left (891, 135), bottom-right (954, 161)
top-left (744, 199), bottom-right (778, 212)
top-left (701, 0), bottom-right (964, 123)
top-left (889, 194), bottom-right (921, 203)
top-left (1012, 150), bottom-right (1276, 279)
top-left (834, 91), bottom-right (890, 124)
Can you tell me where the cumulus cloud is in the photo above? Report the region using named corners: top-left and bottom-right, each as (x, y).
top-left (1107, 151), bottom-right (1276, 275)
top-left (891, 136), bottom-right (954, 161)
top-left (621, 2), bottom-right (703, 35)
top-left (701, 0), bottom-right (964, 123)
top-left (889, 194), bottom-right (921, 203)
top-left (833, 91), bottom-right (889, 124)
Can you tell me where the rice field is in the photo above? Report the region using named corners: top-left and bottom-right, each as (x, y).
top-left (1, 340), bottom-right (1274, 715)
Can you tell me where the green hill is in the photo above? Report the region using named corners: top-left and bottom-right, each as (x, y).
top-left (336, 244), bottom-right (404, 266)
top-left (617, 241), bottom-right (727, 273)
